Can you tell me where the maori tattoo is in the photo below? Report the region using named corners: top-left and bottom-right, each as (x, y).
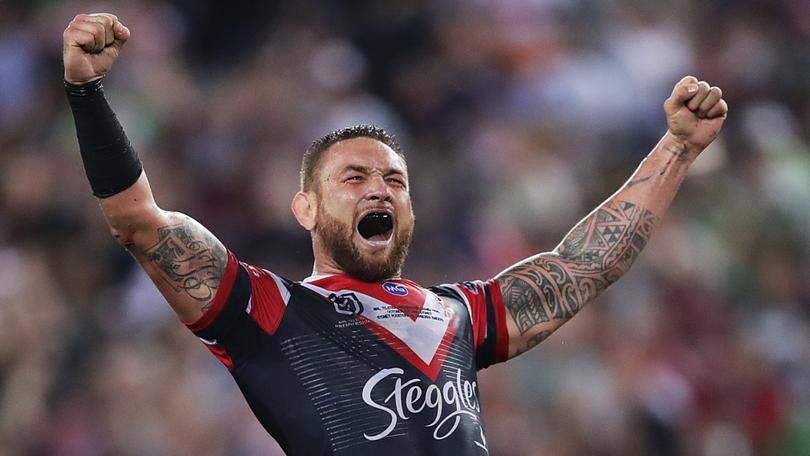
top-left (498, 200), bottom-right (659, 349)
top-left (145, 221), bottom-right (228, 304)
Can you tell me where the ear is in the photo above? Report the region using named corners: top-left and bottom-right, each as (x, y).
top-left (291, 191), bottom-right (317, 231)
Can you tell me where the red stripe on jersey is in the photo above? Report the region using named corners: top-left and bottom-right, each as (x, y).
top-left (456, 284), bottom-right (488, 351)
top-left (242, 263), bottom-right (287, 336)
top-left (186, 250), bottom-right (238, 332)
top-left (204, 343), bottom-right (234, 370)
top-left (488, 279), bottom-right (509, 363)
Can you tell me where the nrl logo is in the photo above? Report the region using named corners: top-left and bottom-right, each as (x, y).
top-left (329, 292), bottom-right (364, 316)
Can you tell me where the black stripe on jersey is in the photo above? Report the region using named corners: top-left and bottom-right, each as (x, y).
top-left (475, 286), bottom-right (497, 370)
top-left (192, 264), bottom-right (252, 342)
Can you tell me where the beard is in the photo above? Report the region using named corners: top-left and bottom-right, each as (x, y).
top-left (315, 206), bottom-right (413, 283)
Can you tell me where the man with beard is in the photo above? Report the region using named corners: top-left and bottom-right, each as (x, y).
top-left (64, 13), bottom-right (728, 456)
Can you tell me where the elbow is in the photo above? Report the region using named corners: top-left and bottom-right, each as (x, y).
top-left (108, 224), bottom-right (136, 249)
top-left (102, 203), bottom-right (165, 250)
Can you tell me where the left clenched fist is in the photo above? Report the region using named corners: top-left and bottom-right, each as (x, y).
top-left (664, 76), bottom-right (728, 152)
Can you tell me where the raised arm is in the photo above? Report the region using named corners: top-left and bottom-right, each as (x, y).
top-left (496, 76), bottom-right (728, 358)
top-left (64, 13), bottom-right (227, 323)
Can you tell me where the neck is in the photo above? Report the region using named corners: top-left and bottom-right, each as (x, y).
top-left (311, 258), bottom-right (345, 277)
top-left (311, 237), bottom-right (345, 276)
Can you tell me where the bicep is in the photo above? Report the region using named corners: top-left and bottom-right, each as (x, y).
top-left (127, 211), bottom-right (229, 324)
top-left (496, 253), bottom-right (602, 359)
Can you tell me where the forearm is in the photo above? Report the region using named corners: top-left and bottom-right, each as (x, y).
top-left (550, 133), bottom-right (694, 286)
top-left (66, 78), bottom-right (166, 248)
top-left (66, 78), bottom-right (143, 198)
top-left (551, 131), bottom-right (697, 283)
top-left (496, 131), bottom-right (696, 357)
top-left (606, 131), bottom-right (698, 219)
top-left (496, 76), bottom-right (727, 358)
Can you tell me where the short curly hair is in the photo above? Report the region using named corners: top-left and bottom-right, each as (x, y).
top-left (300, 124), bottom-right (404, 192)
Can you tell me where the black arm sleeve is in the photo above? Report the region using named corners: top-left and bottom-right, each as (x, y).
top-left (65, 78), bottom-right (143, 198)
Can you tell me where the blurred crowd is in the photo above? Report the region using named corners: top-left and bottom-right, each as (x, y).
top-left (2, 0), bottom-right (810, 454)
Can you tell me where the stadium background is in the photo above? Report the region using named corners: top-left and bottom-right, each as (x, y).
top-left (2, 0), bottom-right (810, 454)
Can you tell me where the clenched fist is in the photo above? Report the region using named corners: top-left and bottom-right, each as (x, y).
top-left (664, 76), bottom-right (728, 153)
top-left (63, 13), bottom-right (130, 85)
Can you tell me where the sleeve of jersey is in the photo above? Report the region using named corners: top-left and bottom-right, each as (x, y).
top-left (440, 279), bottom-right (509, 370)
top-left (184, 250), bottom-right (291, 369)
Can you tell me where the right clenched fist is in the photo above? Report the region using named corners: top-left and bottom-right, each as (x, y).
top-left (63, 13), bottom-right (130, 85)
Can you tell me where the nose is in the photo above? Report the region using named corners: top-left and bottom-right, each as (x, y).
top-left (365, 175), bottom-right (393, 203)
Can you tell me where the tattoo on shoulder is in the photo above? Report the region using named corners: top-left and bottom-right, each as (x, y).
top-left (145, 221), bottom-right (228, 304)
top-left (499, 200), bottom-right (659, 340)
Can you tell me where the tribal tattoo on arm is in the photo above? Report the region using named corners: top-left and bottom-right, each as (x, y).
top-left (143, 216), bottom-right (228, 312)
top-left (496, 200), bottom-right (660, 357)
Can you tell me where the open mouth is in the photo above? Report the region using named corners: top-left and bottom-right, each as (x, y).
top-left (357, 212), bottom-right (394, 243)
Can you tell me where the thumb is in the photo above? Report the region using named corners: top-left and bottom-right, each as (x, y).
top-left (665, 76), bottom-right (699, 112)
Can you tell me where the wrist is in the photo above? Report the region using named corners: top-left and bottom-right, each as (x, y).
top-left (64, 73), bottom-right (105, 86)
top-left (662, 130), bottom-right (702, 163)
top-left (65, 77), bottom-right (104, 98)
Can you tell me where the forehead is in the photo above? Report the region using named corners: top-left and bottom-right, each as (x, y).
top-left (319, 137), bottom-right (407, 177)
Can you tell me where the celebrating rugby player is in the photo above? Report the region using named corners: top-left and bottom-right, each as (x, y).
top-left (63, 12), bottom-right (727, 455)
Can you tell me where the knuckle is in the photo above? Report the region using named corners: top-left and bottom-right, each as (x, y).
top-left (95, 15), bottom-right (113, 26)
top-left (65, 26), bottom-right (83, 38)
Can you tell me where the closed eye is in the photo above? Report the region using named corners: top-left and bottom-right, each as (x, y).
top-left (386, 177), bottom-right (406, 188)
top-left (345, 175), bottom-right (365, 182)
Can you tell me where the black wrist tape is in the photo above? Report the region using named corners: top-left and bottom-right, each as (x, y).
top-left (65, 78), bottom-right (143, 198)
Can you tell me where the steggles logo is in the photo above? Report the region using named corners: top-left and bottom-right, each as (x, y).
top-left (329, 292), bottom-right (363, 316)
top-left (361, 367), bottom-right (487, 451)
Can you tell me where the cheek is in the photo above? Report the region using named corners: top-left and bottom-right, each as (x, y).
top-left (399, 198), bottom-right (415, 225)
top-left (320, 197), bottom-right (357, 225)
